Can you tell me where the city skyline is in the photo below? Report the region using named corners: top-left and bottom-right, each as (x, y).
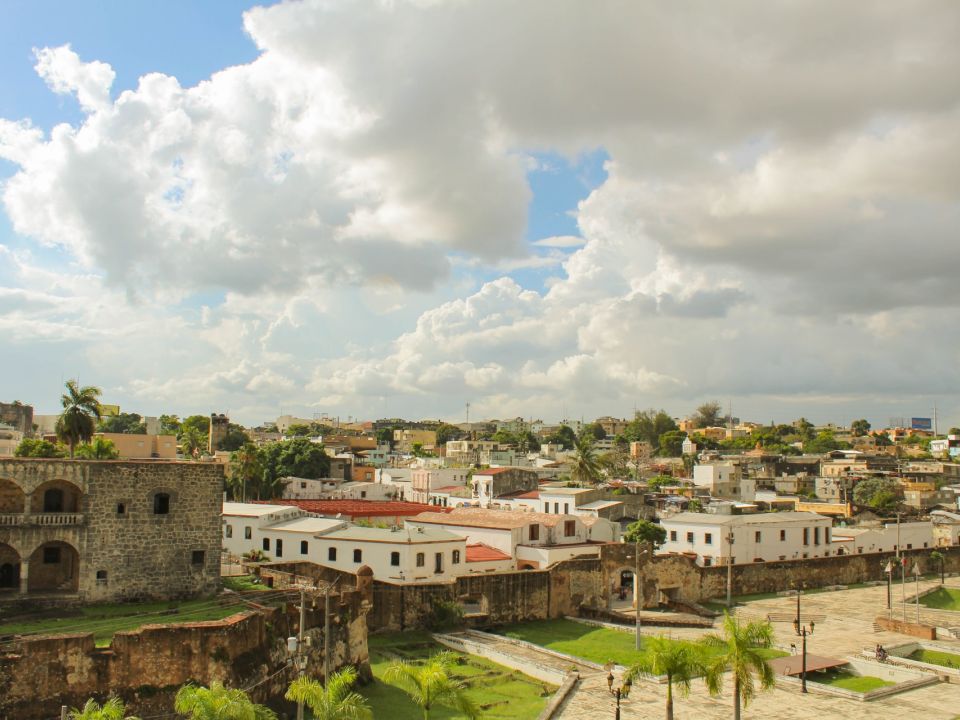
top-left (2, 2), bottom-right (959, 427)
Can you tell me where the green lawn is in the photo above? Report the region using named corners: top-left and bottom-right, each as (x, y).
top-left (493, 618), bottom-right (785, 668)
top-left (908, 647), bottom-right (960, 669)
top-left (222, 575), bottom-right (270, 592)
top-left (363, 632), bottom-right (554, 719)
top-left (809, 669), bottom-right (893, 693)
top-left (919, 587), bottom-right (960, 611)
top-left (0, 597), bottom-right (249, 647)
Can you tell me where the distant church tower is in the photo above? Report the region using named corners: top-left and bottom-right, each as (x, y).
top-left (209, 413), bottom-right (229, 453)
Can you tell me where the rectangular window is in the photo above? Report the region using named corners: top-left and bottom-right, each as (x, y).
top-left (244, 526), bottom-right (252, 539)
top-left (705, 533), bottom-right (713, 545)
top-left (391, 551), bottom-right (400, 566)
top-left (262, 538), bottom-right (270, 551)
top-left (814, 527), bottom-right (820, 545)
top-left (435, 552), bottom-right (443, 573)
top-left (276, 539), bottom-right (283, 557)
top-left (755, 531), bottom-right (762, 543)
top-left (225, 524), bottom-right (233, 538)
top-left (116, 503), bottom-right (126, 516)
top-left (300, 541), bottom-right (308, 555)
top-left (564, 520), bottom-right (576, 537)
top-left (452, 550), bottom-right (461, 564)
top-left (564, 503), bottom-right (569, 514)
top-left (529, 525), bottom-right (540, 541)
top-left (96, 569), bottom-right (108, 585)
top-left (191, 550), bottom-right (205, 565)
top-left (780, 529), bottom-right (786, 541)
top-left (416, 552), bottom-right (425, 567)
top-left (703, 557), bottom-right (712, 567)
top-left (328, 547), bottom-right (337, 561)
top-left (153, 493), bottom-right (170, 515)
top-left (825, 527), bottom-right (831, 544)
top-left (353, 549), bottom-right (362, 563)
top-left (686, 532), bottom-right (694, 543)
top-left (803, 528), bottom-right (809, 546)
top-left (670, 530), bottom-right (677, 541)
top-left (43, 547), bottom-right (61, 564)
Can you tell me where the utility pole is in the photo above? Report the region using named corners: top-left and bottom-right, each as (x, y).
top-left (634, 541), bottom-right (642, 651)
top-left (323, 586), bottom-right (332, 685)
top-left (726, 530), bottom-right (734, 607)
top-left (296, 585), bottom-right (306, 720)
top-left (914, 563), bottom-right (921, 625)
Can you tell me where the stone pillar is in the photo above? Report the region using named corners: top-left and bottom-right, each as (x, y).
top-left (19, 560), bottom-right (28, 594)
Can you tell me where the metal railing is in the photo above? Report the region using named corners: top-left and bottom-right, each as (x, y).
top-left (0, 513), bottom-right (84, 526)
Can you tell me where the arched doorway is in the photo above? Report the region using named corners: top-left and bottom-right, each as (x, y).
top-left (0, 543), bottom-right (20, 591)
top-left (27, 541), bottom-right (79, 593)
top-left (0, 478), bottom-right (25, 514)
top-left (29, 480), bottom-right (82, 514)
top-left (608, 567), bottom-right (637, 610)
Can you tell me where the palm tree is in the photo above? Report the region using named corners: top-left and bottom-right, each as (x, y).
top-left (701, 613), bottom-right (775, 720)
top-left (570, 435), bottom-right (601, 485)
top-left (285, 668), bottom-right (371, 720)
top-left (56, 380), bottom-right (102, 458)
top-left (180, 426), bottom-right (206, 459)
top-left (384, 651), bottom-right (478, 720)
top-left (229, 443), bottom-right (263, 501)
top-left (76, 437), bottom-right (119, 460)
top-left (174, 682), bottom-right (277, 720)
top-left (626, 637), bottom-right (703, 720)
top-left (68, 697), bottom-right (139, 720)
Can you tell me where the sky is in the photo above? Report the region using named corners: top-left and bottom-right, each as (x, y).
top-left (1, 1), bottom-right (959, 430)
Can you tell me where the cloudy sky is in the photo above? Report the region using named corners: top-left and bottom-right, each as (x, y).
top-left (1, 0), bottom-right (959, 429)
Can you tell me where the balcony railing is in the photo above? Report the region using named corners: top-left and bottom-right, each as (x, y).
top-left (0, 513), bottom-right (85, 526)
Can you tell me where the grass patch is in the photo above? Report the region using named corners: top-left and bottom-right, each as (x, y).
top-left (222, 575), bottom-right (269, 592)
top-left (808, 668), bottom-right (893, 693)
top-left (363, 632), bottom-right (554, 719)
top-left (492, 618), bottom-right (786, 668)
top-left (908, 647), bottom-right (960, 669)
top-left (919, 587), bottom-right (960, 611)
top-left (0, 597), bottom-right (249, 647)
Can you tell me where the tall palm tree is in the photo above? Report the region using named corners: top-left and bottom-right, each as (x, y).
top-left (68, 697), bottom-right (139, 720)
top-left (285, 668), bottom-right (371, 720)
top-left (56, 380), bottom-right (102, 458)
top-left (229, 443), bottom-right (263, 501)
top-left (626, 637), bottom-right (703, 720)
top-left (700, 613), bottom-right (775, 720)
top-left (180, 426), bottom-right (206, 459)
top-left (384, 651), bottom-right (478, 720)
top-left (174, 682), bottom-right (277, 720)
top-left (570, 435), bottom-right (601, 485)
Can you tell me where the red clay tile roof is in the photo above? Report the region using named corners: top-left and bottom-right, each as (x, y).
top-left (474, 467), bottom-right (529, 475)
top-left (465, 543), bottom-right (512, 563)
top-left (255, 499), bottom-right (449, 518)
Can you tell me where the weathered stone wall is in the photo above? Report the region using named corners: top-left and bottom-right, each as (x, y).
top-left (0, 589), bottom-right (370, 719)
top-left (0, 458), bottom-right (223, 602)
top-left (876, 616), bottom-right (937, 639)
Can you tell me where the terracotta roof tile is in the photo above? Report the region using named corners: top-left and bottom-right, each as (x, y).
top-left (254, 499), bottom-right (449, 518)
top-left (465, 543), bottom-right (512, 563)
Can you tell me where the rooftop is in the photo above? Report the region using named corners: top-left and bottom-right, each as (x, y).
top-left (256, 499), bottom-right (448, 518)
top-left (661, 511), bottom-right (830, 526)
top-left (268, 516), bottom-right (347, 533)
top-left (323, 526), bottom-right (463, 543)
top-left (223, 502), bottom-right (298, 518)
top-left (539, 487), bottom-right (593, 496)
top-left (578, 500), bottom-right (622, 510)
top-left (409, 507), bottom-right (577, 529)
top-left (465, 543), bottom-right (512, 563)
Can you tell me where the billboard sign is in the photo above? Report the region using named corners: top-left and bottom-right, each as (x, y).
top-left (911, 417), bottom-right (932, 431)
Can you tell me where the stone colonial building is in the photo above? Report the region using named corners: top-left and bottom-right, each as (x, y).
top-left (0, 458), bottom-right (222, 602)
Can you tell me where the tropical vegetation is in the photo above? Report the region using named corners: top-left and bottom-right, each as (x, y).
top-left (384, 650), bottom-right (479, 719)
top-left (67, 697), bottom-right (140, 720)
top-left (174, 682), bottom-right (277, 720)
top-left (701, 613), bottom-right (776, 720)
top-left (285, 668), bottom-right (371, 720)
top-left (626, 637), bottom-right (703, 720)
top-left (56, 380), bottom-right (103, 458)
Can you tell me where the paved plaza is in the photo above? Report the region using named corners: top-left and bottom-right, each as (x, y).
top-left (550, 577), bottom-right (960, 719)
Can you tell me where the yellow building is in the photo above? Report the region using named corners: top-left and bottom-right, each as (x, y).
top-left (96, 433), bottom-right (177, 459)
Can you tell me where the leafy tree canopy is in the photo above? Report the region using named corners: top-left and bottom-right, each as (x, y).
top-left (580, 422), bottom-right (607, 440)
top-left (159, 414), bottom-right (181, 435)
top-left (545, 425), bottom-right (576, 450)
top-left (261, 437), bottom-right (331, 485)
top-left (693, 401), bottom-right (723, 428)
top-left (435, 422), bottom-right (462, 445)
top-left (624, 519), bottom-right (667, 547)
top-left (217, 423), bottom-right (250, 452)
top-left (850, 418), bottom-right (871, 437)
top-left (286, 423), bottom-right (314, 436)
top-left (624, 409), bottom-right (678, 446)
top-left (75, 437), bottom-right (119, 460)
top-left (15, 438), bottom-right (63, 458)
top-left (852, 477), bottom-right (901, 511)
top-left (180, 414), bottom-right (211, 437)
top-left (97, 412), bottom-right (146, 434)
top-left (658, 430), bottom-right (687, 457)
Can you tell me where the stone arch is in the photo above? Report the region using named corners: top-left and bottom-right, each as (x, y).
top-left (29, 479), bottom-right (82, 514)
top-left (0, 477), bottom-right (26, 514)
top-left (27, 540), bottom-right (80, 592)
top-left (608, 565), bottom-right (638, 608)
top-left (0, 543), bottom-right (20, 591)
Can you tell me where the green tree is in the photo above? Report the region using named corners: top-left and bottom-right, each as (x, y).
top-left (793, 418), bottom-right (815, 440)
top-left (97, 412), bottom-right (146, 434)
top-left (570, 435), bottom-right (601, 485)
top-left (623, 519), bottom-right (667, 547)
top-left (67, 697), bottom-right (140, 720)
top-left (287, 423), bottom-right (314, 436)
top-left (180, 426), bottom-right (206, 458)
top-left (159, 414), bottom-right (181, 435)
top-left (181, 414), bottom-right (211, 436)
top-left (852, 477), bottom-right (901, 511)
top-left (624, 409), bottom-right (678, 446)
top-left (174, 682), bottom-right (277, 720)
top-left (931, 550), bottom-right (946, 585)
top-left (435, 423), bottom-right (461, 445)
top-left (850, 419), bottom-right (871, 437)
top-left (75, 437), bottom-right (119, 460)
top-left (545, 424), bottom-right (577, 450)
top-left (626, 637), bottom-right (703, 720)
top-left (701, 613), bottom-right (775, 720)
top-left (581, 422), bottom-right (607, 440)
top-left (693, 402), bottom-right (723, 429)
top-left (658, 430), bottom-right (687, 457)
top-left (285, 668), bottom-right (371, 720)
top-left (56, 380), bottom-right (103, 458)
top-left (384, 651), bottom-right (479, 720)
top-left (229, 443), bottom-right (264, 501)
top-left (261, 438), bottom-right (331, 487)
top-left (14, 438), bottom-right (63, 458)
top-left (219, 423), bottom-right (251, 452)
top-left (804, 430), bottom-right (849, 454)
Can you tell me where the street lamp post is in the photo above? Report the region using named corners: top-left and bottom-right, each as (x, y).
top-left (913, 563), bottom-right (921, 625)
top-left (884, 561), bottom-right (893, 615)
top-left (901, 556), bottom-right (908, 623)
top-left (793, 586), bottom-right (815, 694)
top-left (606, 671), bottom-right (632, 720)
